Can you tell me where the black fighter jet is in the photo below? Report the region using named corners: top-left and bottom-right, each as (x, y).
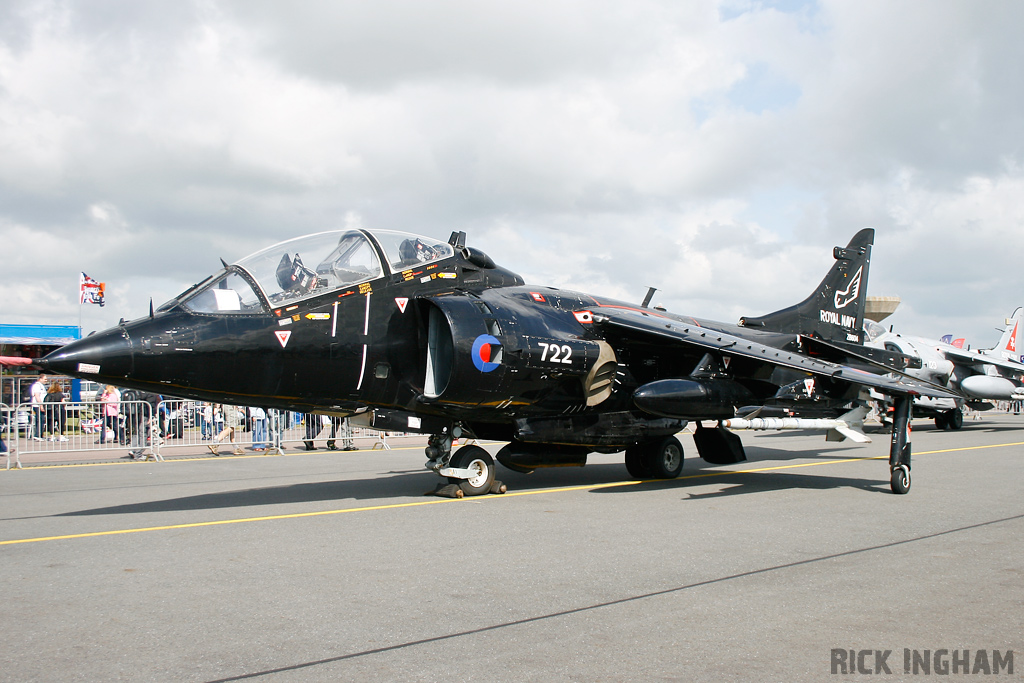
top-left (39, 227), bottom-right (952, 495)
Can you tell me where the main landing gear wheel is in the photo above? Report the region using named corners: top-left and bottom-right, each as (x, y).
top-left (624, 447), bottom-right (651, 479)
top-left (890, 466), bottom-right (911, 495)
top-left (447, 445), bottom-right (496, 496)
top-left (624, 436), bottom-right (684, 479)
top-left (646, 436), bottom-right (684, 478)
top-left (935, 408), bottom-right (963, 430)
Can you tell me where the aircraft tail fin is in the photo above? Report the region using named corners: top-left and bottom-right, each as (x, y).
top-left (739, 228), bottom-right (873, 344)
top-left (991, 307), bottom-right (1023, 360)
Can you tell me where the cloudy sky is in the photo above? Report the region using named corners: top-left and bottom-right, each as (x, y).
top-left (2, 0), bottom-right (1022, 347)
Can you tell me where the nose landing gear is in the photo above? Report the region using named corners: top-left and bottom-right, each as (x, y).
top-left (425, 424), bottom-right (506, 497)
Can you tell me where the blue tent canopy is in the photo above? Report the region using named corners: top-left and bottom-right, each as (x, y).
top-left (0, 324), bottom-right (81, 346)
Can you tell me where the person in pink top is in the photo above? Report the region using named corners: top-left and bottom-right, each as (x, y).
top-left (99, 385), bottom-right (123, 444)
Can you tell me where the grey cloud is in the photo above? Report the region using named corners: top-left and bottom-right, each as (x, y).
top-left (2, 0), bottom-right (1022, 345)
top-left (219, 0), bottom-right (715, 90)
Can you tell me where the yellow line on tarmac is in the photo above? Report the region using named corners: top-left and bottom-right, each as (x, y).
top-left (3, 440), bottom-right (1023, 546)
top-left (915, 441), bottom-right (1024, 455)
top-left (0, 498), bottom-right (461, 545)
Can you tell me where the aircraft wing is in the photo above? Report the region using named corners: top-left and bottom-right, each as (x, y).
top-left (799, 334), bottom-right (964, 397)
top-left (942, 347), bottom-right (1024, 375)
top-left (592, 307), bottom-right (958, 399)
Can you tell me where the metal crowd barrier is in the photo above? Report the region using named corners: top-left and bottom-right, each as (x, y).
top-left (4, 399), bottom-right (428, 464)
top-left (154, 400), bottom-right (256, 457)
top-left (276, 412), bottom-right (427, 450)
top-left (2, 402), bottom-right (19, 469)
top-left (7, 400), bottom-right (158, 461)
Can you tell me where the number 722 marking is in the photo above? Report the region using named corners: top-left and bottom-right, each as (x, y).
top-left (538, 342), bottom-right (573, 364)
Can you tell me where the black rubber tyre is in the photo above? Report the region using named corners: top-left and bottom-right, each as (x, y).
top-left (890, 466), bottom-right (911, 495)
top-left (624, 446), bottom-right (651, 479)
top-left (934, 414), bottom-right (949, 430)
top-left (641, 436), bottom-right (684, 479)
top-left (946, 408), bottom-right (963, 430)
top-left (446, 445), bottom-right (496, 496)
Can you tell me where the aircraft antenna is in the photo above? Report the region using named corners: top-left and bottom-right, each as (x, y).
top-left (641, 287), bottom-right (658, 308)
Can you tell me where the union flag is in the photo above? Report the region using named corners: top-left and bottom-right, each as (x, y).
top-left (80, 272), bottom-right (105, 307)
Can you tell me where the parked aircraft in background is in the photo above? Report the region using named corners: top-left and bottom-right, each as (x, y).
top-left (38, 227), bottom-right (950, 495)
top-left (863, 308), bottom-right (1024, 429)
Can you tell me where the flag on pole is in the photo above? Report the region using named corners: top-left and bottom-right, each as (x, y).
top-left (80, 272), bottom-right (106, 307)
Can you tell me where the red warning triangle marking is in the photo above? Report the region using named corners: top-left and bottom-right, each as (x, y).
top-left (275, 330), bottom-right (292, 348)
top-left (396, 297), bottom-right (409, 313)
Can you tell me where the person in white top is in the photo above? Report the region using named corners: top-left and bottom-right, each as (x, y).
top-left (30, 375), bottom-right (47, 440)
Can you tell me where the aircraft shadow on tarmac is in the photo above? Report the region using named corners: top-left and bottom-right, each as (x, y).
top-left (591, 470), bottom-right (888, 499)
top-left (708, 442), bottom-right (866, 460)
top-left (55, 469), bottom-right (438, 517)
top-left (862, 422), bottom-right (1023, 436)
top-left (56, 450), bottom-right (887, 518)
top-left (923, 423), bottom-right (1024, 435)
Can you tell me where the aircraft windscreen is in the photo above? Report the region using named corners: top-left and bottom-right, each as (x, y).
top-left (183, 272), bottom-right (266, 314)
top-left (234, 231), bottom-right (383, 305)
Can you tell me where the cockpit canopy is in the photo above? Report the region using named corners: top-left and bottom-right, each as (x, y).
top-left (863, 319), bottom-right (888, 342)
top-left (178, 229), bottom-right (454, 314)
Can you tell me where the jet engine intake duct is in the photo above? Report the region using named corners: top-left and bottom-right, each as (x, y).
top-left (420, 295), bottom-right (519, 408)
top-left (421, 294), bottom-right (611, 411)
top-left (633, 378), bottom-right (756, 419)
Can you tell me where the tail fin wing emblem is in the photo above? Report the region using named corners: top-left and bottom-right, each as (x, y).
top-left (833, 266), bottom-right (863, 310)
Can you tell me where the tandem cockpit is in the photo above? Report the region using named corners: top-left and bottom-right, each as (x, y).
top-left (164, 229), bottom-right (456, 315)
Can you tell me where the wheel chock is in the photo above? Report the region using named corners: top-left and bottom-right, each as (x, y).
top-left (430, 483), bottom-right (465, 498)
top-left (428, 481), bottom-right (507, 497)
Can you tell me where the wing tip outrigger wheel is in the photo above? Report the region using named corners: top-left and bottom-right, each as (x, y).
top-left (890, 465), bottom-right (911, 495)
top-left (888, 395), bottom-right (913, 495)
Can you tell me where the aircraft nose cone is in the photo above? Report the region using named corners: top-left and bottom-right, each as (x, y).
top-left (38, 326), bottom-right (133, 381)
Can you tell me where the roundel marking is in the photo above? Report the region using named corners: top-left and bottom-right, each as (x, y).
top-left (472, 334), bottom-right (502, 373)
